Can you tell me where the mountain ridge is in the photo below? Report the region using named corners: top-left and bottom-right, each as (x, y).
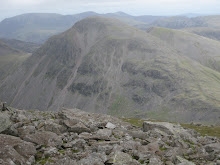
top-left (0, 17), bottom-right (220, 124)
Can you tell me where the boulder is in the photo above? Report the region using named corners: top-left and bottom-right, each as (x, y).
top-left (63, 119), bottom-right (91, 133)
top-left (0, 112), bottom-right (12, 133)
top-left (143, 121), bottom-right (196, 143)
top-left (96, 129), bottom-right (112, 139)
top-left (23, 131), bottom-right (62, 147)
top-left (205, 143), bottom-right (220, 153)
top-left (106, 151), bottom-right (140, 165)
top-left (106, 122), bottom-right (116, 129)
top-left (149, 156), bottom-right (163, 165)
top-left (0, 134), bottom-right (36, 165)
top-left (44, 120), bottom-right (67, 134)
top-left (78, 152), bottom-right (107, 165)
top-left (175, 156), bottom-right (195, 165)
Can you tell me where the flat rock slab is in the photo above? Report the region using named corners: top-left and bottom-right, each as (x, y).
top-left (0, 134), bottom-right (36, 164)
top-left (23, 131), bottom-right (62, 147)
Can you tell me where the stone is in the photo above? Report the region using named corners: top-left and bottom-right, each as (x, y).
top-left (106, 151), bottom-right (140, 165)
top-left (127, 130), bottom-right (149, 140)
top-left (78, 152), bottom-right (107, 165)
top-left (176, 156), bottom-right (195, 165)
top-left (0, 112), bottom-right (12, 133)
top-left (143, 121), bottom-right (197, 143)
top-left (96, 129), bottom-right (112, 138)
top-left (17, 125), bottom-right (36, 138)
top-left (205, 143), bottom-right (220, 153)
top-left (23, 131), bottom-right (62, 147)
top-left (106, 122), bottom-right (116, 129)
top-left (63, 120), bottom-right (91, 133)
top-left (0, 134), bottom-right (36, 165)
top-left (149, 156), bottom-right (163, 165)
top-left (44, 120), bottom-right (67, 134)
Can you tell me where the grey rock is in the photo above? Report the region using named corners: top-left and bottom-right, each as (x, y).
top-left (149, 156), bottom-right (163, 165)
top-left (176, 156), bottom-right (195, 165)
top-left (106, 122), bottom-right (116, 129)
top-left (205, 143), bottom-right (220, 153)
top-left (44, 120), bottom-right (67, 135)
top-left (0, 112), bottom-right (12, 133)
top-left (23, 131), bottom-right (62, 147)
top-left (63, 119), bottom-right (91, 133)
top-left (107, 151), bottom-right (140, 165)
top-left (0, 134), bottom-right (36, 164)
top-left (96, 129), bottom-right (112, 138)
top-left (78, 152), bottom-right (107, 165)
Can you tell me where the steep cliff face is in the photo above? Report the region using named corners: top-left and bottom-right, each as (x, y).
top-left (1, 17), bottom-right (220, 123)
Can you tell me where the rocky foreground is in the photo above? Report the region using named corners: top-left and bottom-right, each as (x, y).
top-left (0, 107), bottom-right (220, 165)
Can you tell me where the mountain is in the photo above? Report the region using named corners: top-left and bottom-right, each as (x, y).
top-left (179, 13), bottom-right (207, 18)
top-left (0, 17), bottom-right (220, 124)
top-left (184, 27), bottom-right (220, 41)
top-left (151, 16), bottom-right (202, 29)
top-left (0, 40), bottom-right (30, 81)
top-left (0, 12), bottom-right (164, 43)
top-left (0, 38), bottom-right (40, 53)
top-left (147, 27), bottom-right (220, 72)
top-left (0, 13), bottom-right (79, 43)
top-left (150, 15), bottom-right (220, 29)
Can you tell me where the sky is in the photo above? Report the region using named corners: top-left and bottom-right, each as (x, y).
top-left (0, 0), bottom-right (220, 21)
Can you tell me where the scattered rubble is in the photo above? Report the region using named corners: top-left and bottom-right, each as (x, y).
top-left (0, 107), bottom-right (219, 165)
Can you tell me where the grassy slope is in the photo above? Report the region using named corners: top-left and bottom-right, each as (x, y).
top-left (0, 40), bottom-right (30, 80)
top-left (147, 27), bottom-right (220, 72)
top-left (183, 27), bottom-right (220, 41)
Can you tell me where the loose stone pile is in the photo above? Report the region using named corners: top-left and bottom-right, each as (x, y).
top-left (0, 106), bottom-right (219, 165)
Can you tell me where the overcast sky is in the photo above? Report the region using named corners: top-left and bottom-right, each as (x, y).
top-left (0, 0), bottom-right (220, 21)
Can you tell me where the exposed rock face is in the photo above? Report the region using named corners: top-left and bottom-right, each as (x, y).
top-left (0, 108), bottom-right (219, 165)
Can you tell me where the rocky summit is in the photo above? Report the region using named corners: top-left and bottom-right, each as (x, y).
top-left (0, 106), bottom-right (219, 165)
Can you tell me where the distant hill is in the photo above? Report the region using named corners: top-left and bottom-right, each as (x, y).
top-left (0, 40), bottom-right (30, 81)
top-left (183, 27), bottom-right (220, 41)
top-left (1, 17), bottom-right (220, 124)
top-left (150, 15), bottom-right (220, 29)
top-left (0, 12), bottom-right (164, 43)
top-left (0, 38), bottom-right (40, 53)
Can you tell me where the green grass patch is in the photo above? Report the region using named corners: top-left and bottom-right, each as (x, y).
top-left (180, 123), bottom-right (220, 138)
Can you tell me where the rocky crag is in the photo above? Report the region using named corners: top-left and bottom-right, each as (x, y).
top-left (0, 104), bottom-right (219, 165)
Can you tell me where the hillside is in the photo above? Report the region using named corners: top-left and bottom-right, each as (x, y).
top-left (0, 38), bottom-right (40, 53)
top-left (0, 40), bottom-right (30, 81)
top-left (147, 27), bottom-right (220, 72)
top-left (150, 15), bottom-right (220, 29)
top-left (183, 27), bottom-right (220, 41)
top-left (0, 12), bottom-right (163, 43)
top-left (0, 17), bottom-right (220, 124)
